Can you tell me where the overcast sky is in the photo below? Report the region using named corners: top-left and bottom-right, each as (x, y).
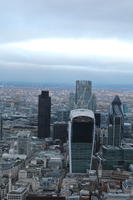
top-left (1, 0), bottom-right (133, 85)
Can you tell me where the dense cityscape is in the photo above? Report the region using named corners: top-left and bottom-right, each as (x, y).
top-left (1, 0), bottom-right (133, 199)
top-left (0, 81), bottom-right (133, 200)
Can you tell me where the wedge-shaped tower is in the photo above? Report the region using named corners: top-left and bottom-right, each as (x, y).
top-left (69, 109), bottom-right (95, 173)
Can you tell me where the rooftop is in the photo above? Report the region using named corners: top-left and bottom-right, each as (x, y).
top-left (70, 109), bottom-right (94, 121)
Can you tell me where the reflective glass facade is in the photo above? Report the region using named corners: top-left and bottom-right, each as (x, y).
top-left (70, 116), bottom-right (94, 173)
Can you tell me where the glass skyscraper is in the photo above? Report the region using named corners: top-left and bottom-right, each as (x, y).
top-left (69, 109), bottom-right (95, 173)
top-left (108, 95), bottom-right (124, 146)
top-left (75, 80), bottom-right (92, 109)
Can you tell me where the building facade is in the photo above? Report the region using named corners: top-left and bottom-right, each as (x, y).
top-left (75, 80), bottom-right (92, 109)
top-left (69, 109), bottom-right (95, 173)
top-left (108, 95), bottom-right (124, 146)
top-left (17, 131), bottom-right (31, 156)
top-left (53, 122), bottom-right (68, 143)
top-left (38, 91), bottom-right (51, 139)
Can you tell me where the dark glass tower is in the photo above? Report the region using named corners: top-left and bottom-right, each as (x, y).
top-left (69, 109), bottom-right (95, 173)
top-left (108, 95), bottom-right (124, 146)
top-left (38, 91), bottom-right (51, 139)
top-left (95, 112), bottom-right (101, 128)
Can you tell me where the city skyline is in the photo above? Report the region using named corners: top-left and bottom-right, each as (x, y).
top-left (0, 79), bottom-right (133, 198)
top-left (1, 0), bottom-right (133, 85)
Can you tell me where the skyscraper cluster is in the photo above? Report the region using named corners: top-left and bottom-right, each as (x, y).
top-left (37, 80), bottom-right (97, 174)
top-left (102, 95), bottom-right (133, 170)
top-left (37, 81), bottom-right (133, 174)
top-left (38, 80), bottom-right (96, 139)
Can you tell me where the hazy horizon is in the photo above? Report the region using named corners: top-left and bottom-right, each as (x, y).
top-left (1, 80), bottom-right (133, 90)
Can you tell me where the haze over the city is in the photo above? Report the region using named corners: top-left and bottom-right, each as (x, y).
top-left (1, 0), bottom-right (133, 85)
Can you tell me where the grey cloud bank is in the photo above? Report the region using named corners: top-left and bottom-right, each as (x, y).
top-left (1, 0), bottom-right (133, 42)
top-left (1, 0), bottom-right (133, 84)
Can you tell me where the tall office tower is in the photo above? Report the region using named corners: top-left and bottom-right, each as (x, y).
top-left (123, 122), bottom-right (132, 138)
top-left (17, 131), bottom-right (31, 156)
top-left (112, 116), bottom-right (122, 146)
top-left (108, 95), bottom-right (124, 146)
top-left (0, 115), bottom-right (3, 140)
top-left (56, 110), bottom-right (70, 122)
top-left (108, 124), bottom-right (113, 145)
top-left (95, 112), bottom-right (101, 153)
top-left (75, 80), bottom-right (92, 109)
top-left (108, 117), bottom-right (122, 146)
top-left (95, 112), bottom-right (101, 128)
top-left (123, 103), bottom-right (128, 113)
top-left (53, 122), bottom-right (68, 143)
top-left (69, 92), bottom-right (75, 110)
top-left (90, 94), bottom-right (97, 111)
top-left (38, 91), bottom-right (51, 139)
top-left (69, 109), bottom-right (95, 173)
